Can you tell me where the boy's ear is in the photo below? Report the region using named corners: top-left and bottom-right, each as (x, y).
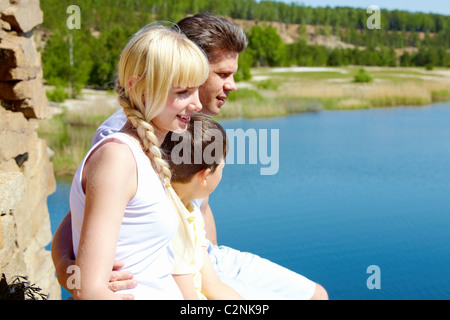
top-left (196, 168), bottom-right (212, 186)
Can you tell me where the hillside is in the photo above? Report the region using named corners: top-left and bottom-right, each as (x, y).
top-left (231, 18), bottom-right (354, 48)
top-left (231, 17), bottom-right (436, 50)
top-left (38, 0), bottom-right (449, 95)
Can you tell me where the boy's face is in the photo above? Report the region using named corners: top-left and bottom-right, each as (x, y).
top-left (204, 160), bottom-right (225, 195)
top-left (188, 159), bottom-right (225, 201)
top-left (199, 51), bottom-right (239, 116)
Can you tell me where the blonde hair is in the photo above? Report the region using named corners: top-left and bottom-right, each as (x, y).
top-left (115, 24), bottom-right (209, 257)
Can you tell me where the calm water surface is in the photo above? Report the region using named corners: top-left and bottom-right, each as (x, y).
top-left (48, 102), bottom-right (450, 300)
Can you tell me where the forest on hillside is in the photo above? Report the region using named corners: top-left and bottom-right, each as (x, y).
top-left (39, 0), bottom-right (450, 97)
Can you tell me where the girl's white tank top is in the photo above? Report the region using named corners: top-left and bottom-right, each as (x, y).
top-left (70, 132), bottom-right (182, 299)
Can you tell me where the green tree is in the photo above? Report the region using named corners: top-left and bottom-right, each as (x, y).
top-left (88, 26), bottom-right (134, 88)
top-left (248, 26), bottom-right (286, 67)
top-left (42, 29), bottom-right (94, 98)
top-left (235, 49), bottom-right (253, 81)
top-left (327, 49), bottom-right (342, 66)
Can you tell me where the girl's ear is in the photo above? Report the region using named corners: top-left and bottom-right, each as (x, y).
top-left (128, 75), bottom-right (140, 90)
top-left (128, 75), bottom-right (145, 103)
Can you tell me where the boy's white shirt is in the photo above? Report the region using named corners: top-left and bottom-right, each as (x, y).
top-left (171, 201), bottom-right (207, 275)
top-left (171, 201), bottom-right (208, 300)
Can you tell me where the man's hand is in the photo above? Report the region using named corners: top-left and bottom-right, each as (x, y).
top-left (52, 212), bottom-right (137, 299)
top-left (108, 260), bottom-right (137, 300)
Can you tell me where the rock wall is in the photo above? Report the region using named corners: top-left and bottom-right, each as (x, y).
top-left (0, 0), bottom-right (60, 299)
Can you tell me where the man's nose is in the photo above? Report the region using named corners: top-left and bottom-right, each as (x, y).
top-left (224, 76), bottom-right (237, 92)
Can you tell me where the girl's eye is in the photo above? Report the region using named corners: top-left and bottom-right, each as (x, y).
top-left (175, 87), bottom-right (197, 97)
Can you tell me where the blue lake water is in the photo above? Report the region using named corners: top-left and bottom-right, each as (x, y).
top-left (47, 102), bottom-right (450, 300)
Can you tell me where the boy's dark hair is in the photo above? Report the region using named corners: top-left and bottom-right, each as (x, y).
top-left (177, 13), bottom-right (248, 62)
top-left (161, 113), bottom-right (228, 183)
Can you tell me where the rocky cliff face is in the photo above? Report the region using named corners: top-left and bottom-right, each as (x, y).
top-left (0, 0), bottom-right (60, 299)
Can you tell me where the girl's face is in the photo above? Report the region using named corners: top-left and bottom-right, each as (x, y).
top-left (151, 86), bottom-right (202, 144)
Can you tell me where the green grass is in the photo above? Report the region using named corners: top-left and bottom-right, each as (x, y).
top-left (36, 105), bottom-right (114, 179)
top-left (432, 89), bottom-right (450, 102)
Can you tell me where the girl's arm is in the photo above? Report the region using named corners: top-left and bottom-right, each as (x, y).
top-left (51, 211), bottom-right (136, 298)
top-left (51, 211), bottom-right (137, 298)
top-left (200, 247), bottom-right (244, 300)
top-left (173, 274), bottom-right (200, 300)
top-left (73, 141), bottom-right (137, 300)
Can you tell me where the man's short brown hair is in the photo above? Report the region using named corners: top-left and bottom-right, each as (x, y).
top-left (177, 13), bottom-right (248, 62)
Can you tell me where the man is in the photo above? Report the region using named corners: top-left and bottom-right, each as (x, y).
top-left (51, 13), bottom-right (328, 300)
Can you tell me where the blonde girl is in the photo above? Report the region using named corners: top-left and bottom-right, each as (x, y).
top-left (69, 24), bottom-right (209, 300)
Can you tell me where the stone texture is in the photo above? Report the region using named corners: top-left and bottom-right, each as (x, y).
top-left (0, 28), bottom-right (47, 118)
top-left (0, 33), bottom-right (41, 80)
top-left (0, 76), bottom-right (48, 118)
top-left (0, 172), bottom-right (25, 213)
top-left (0, 107), bottom-right (34, 162)
top-left (1, 0), bottom-right (43, 33)
top-left (0, 173), bottom-right (27, 280)
top-left (0, 0), bottom-right (10, 13)
top-left (0, 0), bottom-right (61, 300)
top-left (0, 77), bottom-right (43, 100)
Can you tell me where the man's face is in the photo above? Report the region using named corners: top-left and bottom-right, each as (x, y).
top-left (199, 51), bottom-right (239, 116)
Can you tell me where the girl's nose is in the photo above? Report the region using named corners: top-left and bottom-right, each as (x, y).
top-left (189, 90), bottom-right (202, 112)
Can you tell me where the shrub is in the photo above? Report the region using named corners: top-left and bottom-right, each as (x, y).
top-left (354, 68), bottom-right (373, 83)
top-left (46, 85), bottom-right (68, 102)
top-left (0, 273), bottom-right (48, 300)
top-left (256, 79), bottom-right (279, 90)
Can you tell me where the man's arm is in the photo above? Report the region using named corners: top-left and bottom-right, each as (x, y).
top-left (200, 196), bottom-right (218, 245)
top-left (51, 211), bottom-right (137, 297)
top-left (51, 211), bottom-right (76, 291)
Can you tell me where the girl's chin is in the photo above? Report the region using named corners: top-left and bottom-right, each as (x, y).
top-left (172, 123), bottom-right (188, 133)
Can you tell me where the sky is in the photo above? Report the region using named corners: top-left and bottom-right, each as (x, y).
top-left (282, 0), bottom-right (450, 16)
